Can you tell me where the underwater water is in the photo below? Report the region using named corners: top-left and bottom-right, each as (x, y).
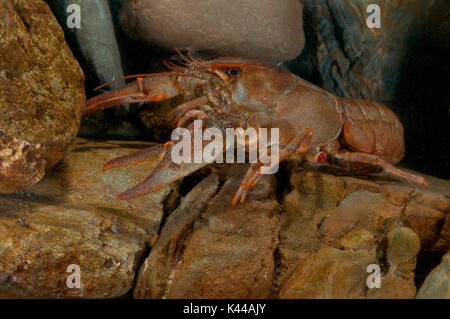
top-left (0, 0), bottom-right (448, 301)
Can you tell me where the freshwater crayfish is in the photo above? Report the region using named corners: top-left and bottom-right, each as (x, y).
top-left (85, 50), bottom-right (428, 206)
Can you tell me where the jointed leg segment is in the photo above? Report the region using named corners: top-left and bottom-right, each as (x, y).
top-left (166, 96), bottom-right (209, 123)
top-left (336, 152), bottom-right (429, 187)
top-left (232, 128), bottom-right (312, 206)
top-left (176, 110), bottom-right (209, 128)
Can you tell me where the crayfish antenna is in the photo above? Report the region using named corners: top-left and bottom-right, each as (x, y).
top-left (85, 92), bottom-right (136, 114)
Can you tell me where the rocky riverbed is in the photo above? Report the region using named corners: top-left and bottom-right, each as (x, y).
top-left (0, 139), bottom-right (448, 298)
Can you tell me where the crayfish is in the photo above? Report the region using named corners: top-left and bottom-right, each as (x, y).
top-left (85, 51), bottom-right (428, 206)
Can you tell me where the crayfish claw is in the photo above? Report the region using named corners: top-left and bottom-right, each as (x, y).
top-left (116, 144), bottom-right (209, 200)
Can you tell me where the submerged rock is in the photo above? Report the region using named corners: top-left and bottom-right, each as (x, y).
top-left (134, 165), bottom-right (280, 299)
top-left (0, 139), bottom-right (174, 298)
top-left (279, 247), bottom-right (375, 298)
top-left (294, 0), bottom-right (440, 102)
top-left (416, 252), bottom-right (450, 299)
top-left (276, 164), bottom-right (449, 299)
top-left (386, 227), bottom-right (421, 267)
top-left (366, 226), bottom-right (420, 299)
top-left (48, 0), bottom-right (130, 116)
top-left (120, 0), bottom-right (305, 61)
top-left (0, 0), bottom-right (85, 193)
top-left (48, 0), bottom-right (123, 86)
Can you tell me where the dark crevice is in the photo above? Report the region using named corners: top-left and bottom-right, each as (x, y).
top-left (21, 16), bottom-right (32, 32)
top-left (128, 243), bottom-right (151, 299)
top-left (414, 250), bottom-right (446, 289)
top-left (283, 4), bottom-right (323, 86)
top-left (377, 235), bottom-right (390, 275)
top-left (271, 162), bottom-right (291, 297)
top-left (414, 214), bottom-right (447, 289)
top-left (178, 167), bottom-right (212, 197)
top-left (274, 161), bottom-right (291, 204)
top-left (157, 186), bottom-right (181, 236)
top-left (271, 241), bottom-right (283, 298)
top-left (128, 185), bottom-right (181, 298)
top-left (398, 191), bottom-right (447, 290)
top-left (425, 216), bottom-right (446, 251)
top-left (391, 1), bottom-right (450, 179)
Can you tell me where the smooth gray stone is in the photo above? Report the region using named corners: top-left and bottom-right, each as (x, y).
top-left (49, 0), bottom-right (130, 115)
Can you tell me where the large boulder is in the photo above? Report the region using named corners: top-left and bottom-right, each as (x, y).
top-left (0, 0), bottom-right (85, 193)
top-left (134, 165), bottom-right (280, 298)
top-left (120, 0), bottom-right (305, 61)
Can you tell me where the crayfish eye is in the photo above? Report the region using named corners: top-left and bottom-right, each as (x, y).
top-left (227, 68), bottom-right (239, 76)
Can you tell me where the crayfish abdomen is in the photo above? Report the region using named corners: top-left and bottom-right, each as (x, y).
top-left (340, 98), bottom-right (405, 164)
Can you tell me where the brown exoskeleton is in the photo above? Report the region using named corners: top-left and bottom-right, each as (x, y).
top-left (85, 51), bottom-right (428, 205)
